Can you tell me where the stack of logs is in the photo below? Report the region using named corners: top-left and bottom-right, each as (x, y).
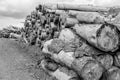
top-left (23, 3), bottom-right (120, 80)
top-left (0, 26), bottom-right (22, 38)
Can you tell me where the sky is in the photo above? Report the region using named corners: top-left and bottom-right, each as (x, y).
top-left (0, 0), bottom-right (120, 29)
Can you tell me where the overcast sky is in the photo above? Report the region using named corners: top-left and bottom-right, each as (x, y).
top-left (0, 0), bottom-right (120, 29)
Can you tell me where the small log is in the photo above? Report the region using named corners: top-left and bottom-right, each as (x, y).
top-left (46, 9), bottom-right (66, 15)
top-left (80, 60), bottom-right (104, 80)
top-left (94, 54), bottom-right (113, 70)
top-left (65, 18), bottom-right (79, 27)
top-left (102, 66), bottom-right (120, 80)
top-left (59, 28), bottom-right (76, 43)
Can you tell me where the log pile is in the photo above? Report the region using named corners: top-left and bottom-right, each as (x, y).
top-left (23, 3), bottom-right (120, 80)
top-left (0, 26), bottom-right (21, 38)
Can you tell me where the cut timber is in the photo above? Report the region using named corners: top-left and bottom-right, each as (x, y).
top-left (46, 10), bottom-right (105, 24)
top-left (42, 39), bottom-right (53, 54)
top-left (102, 66), bottom-right (120, 80)
top-left (40, 59), bottom-right (79, 80)
top-left (57, 4), bottom-right (109, 12)
top-left (43, 3), bottom-right (58, 10)
top-left (71, 56), bottom-right (94, 75)
top-left (97, 24), bottom-right (119, 52)
top-left (80, 60), bottom-right (104, 80)
top-left (68, 10), bottom-right (80, 17)
top-left (48, 39), bottom-right (65, 53)
top-left (43, 38), bottom-right (104, 60)
top-left (76, 12), bottom-right (105, 23)
top-left (94, 54), bottom-right (113, 70)
top-left (73, 24), bottom-right (119, 52)
top-left (65, 18), bottom-right (79, 27)
top-left (59, 28), bottom-right (76, 43)
top-left (53, 52), bottom-right (104, 80)
top-left (46, 9), bottom-right (66, 15)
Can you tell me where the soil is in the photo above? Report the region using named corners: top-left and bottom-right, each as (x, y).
top-left (0, 38), bottom-right (52, 80)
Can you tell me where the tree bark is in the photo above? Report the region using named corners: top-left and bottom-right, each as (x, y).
top-left (73, 24), bottom-right (119, 52)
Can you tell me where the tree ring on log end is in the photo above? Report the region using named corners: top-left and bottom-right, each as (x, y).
top-left (97, 24), bottom-right (119, 52)
top-left (81, 60), bottom-right (104, 80)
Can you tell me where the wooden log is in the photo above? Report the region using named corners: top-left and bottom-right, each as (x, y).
top-left (102, 66), bottom-right (120, 80)
top-left (114, 52), bottom-right (120, 68)
top-left (43, 49), bottom-right (104, 80)
top-left (107, 12), bottom-right (120, 31)
top-left (47, 38), bottom-right (65, 53)
top-left (73, 24), bottom-right (119, 52)
top-left (55, 10), bottom-right (66, 14)
top-left (80, 60), bottom-right (104, 80)
top-left (43, 3), bottom-right (58, 10)
top-left (65, 18), bottom-right (79, 27)
top-left (68, 10), bottom-right (80, 17)
top-left (57, 4), bottom-right (109, 12)
top-left (42, 39), bottom-right (53, 54)
top-left (59, 28), bottom-right (76, 43)
top-left (74, 40), bottom-right (105, 57)
top-left (76, 12), bottom-right (105, 23)
top-left (40, 59), bottom-right (79, 80)
top-left (42, 39), bottom-right (89, 67)
top-left (45, 9), bottom-right (66, 14)
top-left (9, 33), bottom-right (22, 39)
top-left (94, 54), bottom-right (113, 70)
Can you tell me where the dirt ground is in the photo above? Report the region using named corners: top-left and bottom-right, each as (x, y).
top-left (0, 38), bottom-right (52, 80)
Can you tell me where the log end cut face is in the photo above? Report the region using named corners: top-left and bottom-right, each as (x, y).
top-left (81, 60), bottom-right (104, 80)
top-left (97, 24), bottom-right (119, 52)
top-left (103, 66), bottom-right (120, 80)
top-left (59, 28), bottom-right (76, 43)
top-left (95, 54), bottom-right (113, 70)
top-left (48, 39), bottom-right (65, 54)
top-left (40, 59), bottom-right (59, 73)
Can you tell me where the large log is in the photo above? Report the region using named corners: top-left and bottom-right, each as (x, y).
top-left (76, 12), bottom-right (105, 23)
top-left (57, 4), bottom-right (109, 12)
top-left (73, 24), bottom-right (119, 52)
top-left (40, 59), bottom-right (79, 80)
top-left (44, 50), bottom-right (104, 80)
top-left (43, 5), bottom-right (110, 24)
top-left (43, 29), bottom-right (104, 56)
top-left (80, 60), bottom-right (104, 80)
top-left (42, 39), bottom-right (104, 80)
